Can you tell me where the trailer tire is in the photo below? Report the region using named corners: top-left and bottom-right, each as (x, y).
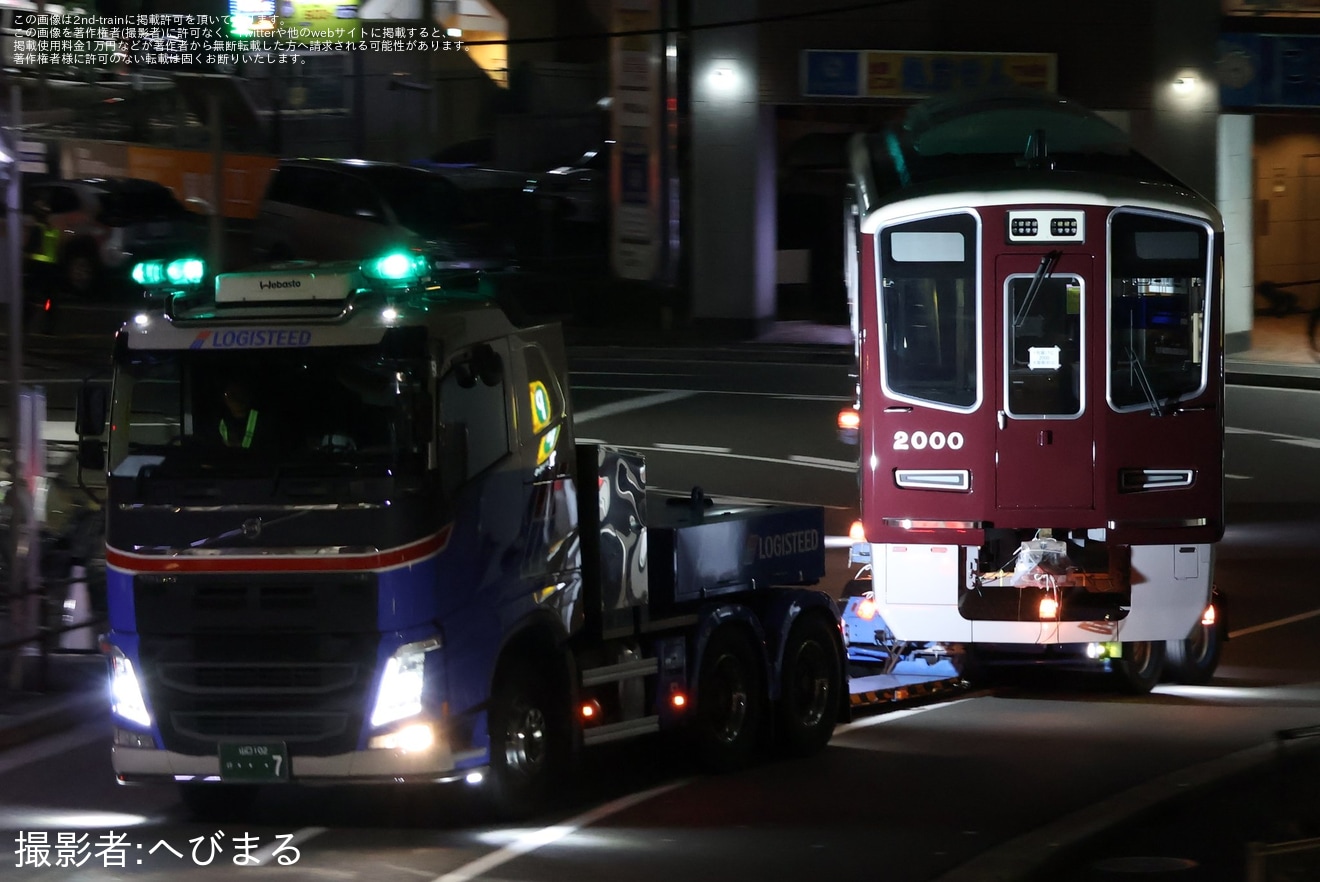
top-left (488, 657), bottom-right (572, 819)
top-left (1164, 618), bottom-right (1222, 686)
top-left (695, 628), bottom-right (766, 772)
top-left (775, 614), bottom-right (842, 758)
top-left (1112, 641), bottom-right (1165, 694)
top-left (178, 783), bottom-right (259, 821)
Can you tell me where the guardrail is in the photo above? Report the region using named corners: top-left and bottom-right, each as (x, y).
top-left (1245, 725), bottom-right (1320, 881)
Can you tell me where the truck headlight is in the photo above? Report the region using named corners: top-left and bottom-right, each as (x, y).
top-left (370, 636), bottom-right (442, 728)
top-left (108, 646), bottom-right (152, 728)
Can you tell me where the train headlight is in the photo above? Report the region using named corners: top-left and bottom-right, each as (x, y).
top-left (108, 646), bottom-right (152, 728)
top-left (370, 637), bottom-right (442, 728)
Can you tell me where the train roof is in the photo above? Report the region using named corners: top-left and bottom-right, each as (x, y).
top-left (118, 258), bottom-right (529, 353)
top-left (850, 89), bottom-right (1220, 230)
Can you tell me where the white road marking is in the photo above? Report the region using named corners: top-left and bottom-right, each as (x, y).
top-left (573, 390), bottom-right (698, 424)
top-left (0, 718), bottom-right (107, 778)
top-left (790, 454), bottom-right (857, 470)
top-left (627, 443), bottom-right (856, 473)
top-left (838, 698), bottom-right (977, 731)
top-left (574, 384), bottom-right (846, 401)
top-left (654, 442), bottom-right (732, 454)
top-left (1229, 607), bottom-right (1320, 640)
top-left (432, 780), bottom-right (691, 882)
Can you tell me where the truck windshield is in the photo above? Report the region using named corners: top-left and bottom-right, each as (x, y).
top-left (1109, 211), bottom-right (1211, 412)
top-left (108, 345), bottom-right (429, 479)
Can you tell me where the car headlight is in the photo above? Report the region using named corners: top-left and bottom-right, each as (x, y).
top-left (370, 636), bottom-right (442, 728)
top-left (107, 645), bottom-right (152, 728)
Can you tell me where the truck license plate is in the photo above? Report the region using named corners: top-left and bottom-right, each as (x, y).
top-left (219, 742), bottom-right (289, 782)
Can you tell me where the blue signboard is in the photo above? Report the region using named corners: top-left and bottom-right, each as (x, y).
top-left (1219, 32), bottom-right (1320, 109)
top-left (802, 50), bottom-right (862, 98)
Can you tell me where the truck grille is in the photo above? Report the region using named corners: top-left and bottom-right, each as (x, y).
top-left (134, 573), bottom-right (380, 757)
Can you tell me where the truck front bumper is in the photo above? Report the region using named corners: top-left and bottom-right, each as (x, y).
top-left (111, 734), bottom-right (486, 785)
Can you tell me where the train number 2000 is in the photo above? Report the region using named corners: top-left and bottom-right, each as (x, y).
top-left (893, 431), bottom-right (964, 451)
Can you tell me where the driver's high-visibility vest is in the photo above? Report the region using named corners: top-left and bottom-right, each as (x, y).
top-left (220, 409), bottom-right (259, 448)
top-left (27, 223), bottom-right (58, 264)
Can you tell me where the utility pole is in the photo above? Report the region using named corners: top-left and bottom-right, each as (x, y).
top-left (3, 82), bottom-right (32, 693)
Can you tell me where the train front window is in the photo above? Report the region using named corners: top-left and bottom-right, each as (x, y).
top-left (878, 213), bottom-right (979, 410)
top-left (1006, 272), bottom-right (1084, 418)
top-left (1109, 212), bottom-right (1211, 412)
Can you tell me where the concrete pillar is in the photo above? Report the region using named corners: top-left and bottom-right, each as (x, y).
top-left (1219, 114), bottom-right (1255, 355)
top-left (688, 0), bottom-right (776, 338)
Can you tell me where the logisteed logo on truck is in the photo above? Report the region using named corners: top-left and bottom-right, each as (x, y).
top-left (752, 529), bottom-right (821, 561)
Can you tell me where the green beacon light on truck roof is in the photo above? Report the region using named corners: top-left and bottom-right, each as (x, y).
top-left (131, 257), bottom-right (207, 289)
top-left (361, 251), bottom-right (430, 286)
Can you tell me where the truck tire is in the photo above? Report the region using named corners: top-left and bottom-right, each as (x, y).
top-left (178, 783), bottom-right (259, 821)
top-left (695, 628), bottom-right (766, 772)
top-left (775, 614), bottom-right (842, 758)
top-left (1112, 640), bottom-right (1165, 694)
top-left (1164, 617), bottom-right (1222, 686)
top-left (488, 658), bottom-right (571, 819)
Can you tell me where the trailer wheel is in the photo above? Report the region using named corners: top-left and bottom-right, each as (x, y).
top-left (775, 615), bottom-right (842, 758)
top-left (1165, 618), bottom-right (1222, 686)
top-left (695, 629), bottom-right (766, 772)
top-left (488, 658), bottom-right (571, 818)
top-left (1112, 640), bottom-right (1165, 694)
top-left (178, 783), bottom-right (259, 821)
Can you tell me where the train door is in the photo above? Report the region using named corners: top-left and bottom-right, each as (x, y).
top-left (995, 252), bottom-right (1094, 510)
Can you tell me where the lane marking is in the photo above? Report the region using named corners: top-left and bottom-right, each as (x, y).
top-left (574, 384), bottom-right (846, 402)
top-left (790, 454), bottom-right (857, 469)
top-left (618, 443), bottom-right (857, 473)
top-left (573, 390), bottom-right (698, 425)
top-left (654, 442), bottom-right (732, 454)
top-left (837, 697), bottom-right (977, 731)
top-left (432, 780), bottom-right (691, 882)
top-left (0, 716), bottom-right (108, 778)
top-left (1229, 607), bottom-right (1320, 640)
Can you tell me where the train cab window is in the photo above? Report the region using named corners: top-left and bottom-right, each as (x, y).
top-left (878, 213), bottom-right (979, 410)
top-left (1109, 212), bottom-right (1211, 412)
top-left (1006, 275), bottom-right (1083, 418)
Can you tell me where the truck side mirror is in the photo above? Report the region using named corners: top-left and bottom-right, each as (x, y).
top-left (75, 382), bottom-right (108, 437)
top-left (77, 437), bottom-right (105, 471)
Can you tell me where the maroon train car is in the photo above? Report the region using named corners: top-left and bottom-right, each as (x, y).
top-left (842, 91), bottom-right (1224, 692)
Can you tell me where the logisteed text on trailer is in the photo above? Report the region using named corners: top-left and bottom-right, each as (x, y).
top-left (75, 255), bottom-right (846, 819)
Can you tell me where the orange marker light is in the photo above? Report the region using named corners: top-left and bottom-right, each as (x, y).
top-left (1039, 596), bottom-right (1059, 619)
top-left (1201, 604), bottom-right (1216, 627)
top-left (856, 597), bottom-right (877, 621)
top-left (849, 520), bottom-right (866, 542)
top-left (579, 699), bottom-right (602, 722)
top-left (670, 686), bottom-right (687, 710)
top-left (837, 408), bottom-right (861, 431)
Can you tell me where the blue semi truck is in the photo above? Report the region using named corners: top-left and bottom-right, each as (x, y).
top-left (75, 254), bottom-right (849, 819)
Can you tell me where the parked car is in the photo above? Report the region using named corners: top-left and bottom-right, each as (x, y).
top-left (524, 141), bottom-right (611, 225)
top-left (22, 177), bottom-right (203, 298)
top-left (250, 159), bottom-right (519, 272)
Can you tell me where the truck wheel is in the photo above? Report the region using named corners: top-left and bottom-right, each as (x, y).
top-left (488, 659), bottom-right (571, 818)
top-left (775, 614), bottom-right (842, 758)
top-left (178, 783), bottom-right (259, 821)
top-left (1112, 641), bottom-right (1165, 694)
top-left (1164, 618), bottom-right (1222, 686)
top-left (695, 628), bottom-right (766, 772)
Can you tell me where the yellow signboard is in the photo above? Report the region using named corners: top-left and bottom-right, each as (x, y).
top-left (864, 51), bottom-right (1056, 99)
top-left (280, 0), bottom-right (360, 40)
